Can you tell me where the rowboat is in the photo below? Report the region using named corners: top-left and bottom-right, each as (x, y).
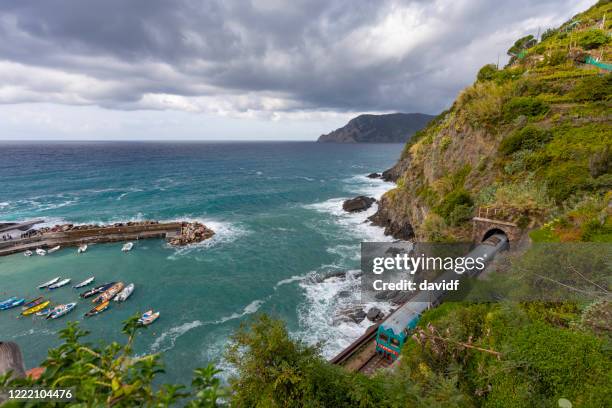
top-left (114, 283), bottom-right (135, 302)
top-left (22, 300), bottom-right (50, 316)
top-left (0, 298), bottom-right (25, 310)
top-left (38, 277), bottom-right (60, 289)
top-left (84, 300), bottom-right (110, 317)
top-left (24, 250), bottom-right (33, 257)
top-left (73, 276), bottom-right (95, 288)
top-left (121, 242), bottom-right (134, 252)
top-left (48, 245), bottom-right (61, 254)
top-left (78, 244), bottom-right (88, 254)
top-left (137, 310), bottom-right (160, 326)
top-left (80, 282), bottom-right (116, 299)
top-left (0, 297), bottom-right (18, 308)
top-left (36, 306), bottom-right (55, 316)
top-left (92, 282), bottom-right (125, 304)
top-left (46, 303), bottom-right (77, 320)
top-left (48, 278), bottom-right (71, 290)
top-left (36, 248), bottom-right (46, 256)
top-left (22, 296), bottom-right (44, 310)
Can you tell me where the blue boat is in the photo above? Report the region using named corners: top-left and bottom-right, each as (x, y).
top-left (0, 298), bottom-right (26, 310)
top-left (0, 297), bottom-right (17, 308)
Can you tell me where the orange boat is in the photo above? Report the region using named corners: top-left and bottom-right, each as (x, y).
top-left (92, 282), bottom-right (124, 304)
top-left (85, 300), bottom-right (110, 317)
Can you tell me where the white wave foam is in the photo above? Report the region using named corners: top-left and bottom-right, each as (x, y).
top-left (0, 202), bottom-right (9, 208)
top-left (344, 174), bottom-right (395, 200)
top-left (151, 320), bottom-right (204, 353)
top-left (274, 275), bottom-right (306, 289)
top-left (166, 217), bottom-right (248, 259)
top-left (215, 299), bottom-right (266, 324)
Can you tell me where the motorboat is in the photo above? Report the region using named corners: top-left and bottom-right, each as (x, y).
top-left (84, 300), bottom-right (110, 317)
top-left (46, 303), bottom-right (77, 320)
top-left (48, 278), bottom-right (71, 290)
top-left (137, 310), bottom-right (160, 326)
top-left (22, 296), bottom-right (44, 310)
top-left (22, 300), bottom-right (50, 316)
top-left (73, 276), bottom-right (95, 289)
top-left (121, 242), bottom-right (134, 252)
top-left (78, 244), bottom-right (88, 254)
top-left (0, 298), bottom-right (25, 310)
top-left (36, 305), bottom-right (55, 316)
top-left (24, 250), bottom-right (33, 257)
top-left (38, 277), bottom-right (60, 289)
top-left (36, 248), bottom-right (47, 256)
top-left (114, 283), bottom-right (134, 302)
top-left (80, 282), bottom-right (116, 299)
top-left (92, 282), bottom-right (125, 304)
top-left (48, 245), bottom-right (61, 254)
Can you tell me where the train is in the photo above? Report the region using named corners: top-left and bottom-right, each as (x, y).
top-left (375, 233), bottom-right (509, 360)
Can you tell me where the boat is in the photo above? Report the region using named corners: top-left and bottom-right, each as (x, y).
top-left (46, 303), bottom-right (77, 320)
top-left (84, 300), bottom-right (110, 317)
top-left (73, 276), bottom-right (95, 288)
top-left (36, 248), bottom-right (46, 256)
top-left (137, 310), bottom-right (160, 326)
top-left (121, 242), bottom-right (134, 252)
top-left (48, 245), bottom-right (61, 254)
top-left (0, 297), bottom-right (18, 308)
top-left (0, 298), bottom-right (25, 310)
top-left (35, 305), bottom-right (55, 317)
top-left (38, 277), bottom-right (61, 289)
top-left (22, 300), bottom-right (50, 316)
top-left (80, 282), bottom-right (116, 298)
top-left (114, 283), bottom-right (135, 302)
top-left (78, 244), bottom-right (88, 254)
top-left (22, 296), bottom-right (44, 310)
top-left (24, 250), bottom-right (33, 257)
top-left (92, 282), bottom-right (125, 304)
top-left (48, 278), bottom-right (71, 290)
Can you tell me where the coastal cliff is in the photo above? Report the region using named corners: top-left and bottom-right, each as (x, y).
top-left (317, 113), bottom-right (434, 143)
top-left (372, 1), bottom-right (612, 242)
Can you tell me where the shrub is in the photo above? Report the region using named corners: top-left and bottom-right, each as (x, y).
top-left (436, 189), bottom-right (474, 223)
top-left (577, 29), bottom-right (609, 49)
top-left (589, 145), bottom-right (611, 178)
top-left (570, 74), bottom-right (612, 101)
top-left (540, 28), bottom-right (558, 41)
top-left (507, 35), bottom-right (536, 56)
top-left (448, 203), bottom-right (474, 226)
top-left (502, 97), bottom-right (550, 122)
top-left (499, 126), bottom-right (552, 156)
top-left (439, 135), bottom-right (452, 152)
top-left (477, 64), bottom-right (498, 82)
top-left (546, 50), bottom-right (567, 66)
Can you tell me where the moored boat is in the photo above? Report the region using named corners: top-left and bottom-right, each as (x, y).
top-left (48, 245), bottom-right (61, 253)
top-left (114, 283), bottom-right (135, 302)
top-left (46, 303), bottom-right (77, 320)
top-left (121, 242), bottom-right (134, 252)
top-left (78, 244), bottom-right (88, 254)
top-left (137, 310), bottom-right (160, 326)
top-left (0, 297), bottom-right (18, 309)
top-left (73, 276), bottom-right (95, 288)
top-left (36, 248), bottom-right (46, 256)
top-left (38, 277), bottom-right (60, 289)
top-left (22, 300), bottom-right (50, 316)
top-left (92, 282), bottom-right (125, 304)
top-left (35, 305), bottom-right (55, 316)
top-left (48, 278), bottom-right (71, 290)
top-left (24, 250), bottom-right (33, 257)
top-left (22, 296), bottom-right (44, 310)
top-left (0, 298), bottom-right (25, 310)
top-left (80, 282), bottom-right (116, 299)
top-left (84, 300), bottom-right (110, 317)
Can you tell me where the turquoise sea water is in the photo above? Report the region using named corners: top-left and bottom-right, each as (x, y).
top-left (0, 141), bottom-right (400, 385)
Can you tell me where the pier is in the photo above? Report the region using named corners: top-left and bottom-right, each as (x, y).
top-left (0, 220), bottom-right (213, 257)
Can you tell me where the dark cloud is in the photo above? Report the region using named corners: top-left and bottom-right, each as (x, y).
top-left (0, 0), bottom-right (594, 116)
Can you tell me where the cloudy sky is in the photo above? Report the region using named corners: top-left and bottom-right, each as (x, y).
top-left (0, 0), bottom-right (594, 140)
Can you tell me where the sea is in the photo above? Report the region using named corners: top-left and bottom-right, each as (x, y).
top-left (0, 141), bottom-right (400, 385)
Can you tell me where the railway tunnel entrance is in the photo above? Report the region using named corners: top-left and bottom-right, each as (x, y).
top-left (472, 208), bottom-right (522, 246)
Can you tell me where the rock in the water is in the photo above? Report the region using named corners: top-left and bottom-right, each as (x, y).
top-left (168, 222), bottom-right (215, 246)
top-left (366, 307), bottom-right (384, 322)
top-left (367, 172), bottom-right (381, 179)
top-left (343, 196), bottom-right (376, 212)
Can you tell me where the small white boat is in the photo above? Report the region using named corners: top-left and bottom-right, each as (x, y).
top-left (78, 244), bottom-right (88, 254)
top-left (46, 303), bottom-right (77, 320)
top-left (114, 283), bottom-right (135, 302)
top-left (24, 250), bottom-right (33, 257)
top-left (48, 245), bottom-right (61, 254)
top-left (48, 278), bottom-right (71, 290)
top-left (73, 276), bottom-right (95, 289)
top-left (137, 310), bottom-right (160, 326)
top-left (36, 248), bottom-right (47, 256)
top-left (38, 277), bottom-right (61, 289)
top-left (121, 242), bottom-right (134, 252)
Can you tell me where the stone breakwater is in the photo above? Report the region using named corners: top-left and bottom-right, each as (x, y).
top-left (167, 222), bottom-right (215, 246)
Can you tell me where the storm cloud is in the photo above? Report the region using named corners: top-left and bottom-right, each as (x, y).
top-left (0, 0), bottom-right (595, 119)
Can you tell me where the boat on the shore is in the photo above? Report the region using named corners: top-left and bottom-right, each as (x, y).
top-left (73, 276), bottom-right (95, 288)
top-left (38, 277), bottom-right (60, 289)
top-left (137, 310), bottom-right (160, 326)
top-left (22, 300), bottom-right (50, 316)
top-left (46, 303), bottom-right (77, 320)
top-left (0, 298), bottom-right (25, 310)
top-left (114, 283), bottom-right (134, 302)
top-left (84, 300), bottom-right (110, 317)
top-left (80, 282), bottom-right (116, 299)
top-left (22, 296), bottom-right (44, 310)
top-left (92, 282), bottom-right (125, 304)
top-left (78, 244), bottom-right (88, 254)
top-left (121, 242), bottom-right (134, 252)
top-left (48, 245), bottom-right (61, 253)
top-left (24, 250), bottom-right (33, 257)
top-left (48, 278), bottom-right (71, 290)
top-left (36, 248), bottom-right (46, 256)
